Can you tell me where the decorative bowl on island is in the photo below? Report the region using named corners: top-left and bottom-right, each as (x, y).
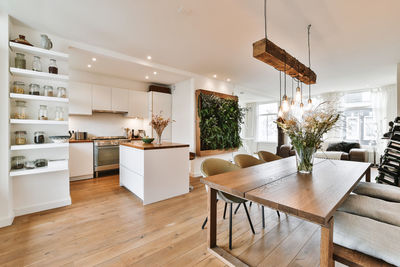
top-left (142, 137), bottom-right (154, 144)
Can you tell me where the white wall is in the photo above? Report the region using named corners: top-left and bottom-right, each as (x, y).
top-left (0, 11), bottom-right (13, 227)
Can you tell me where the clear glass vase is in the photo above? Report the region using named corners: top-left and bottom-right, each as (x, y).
top-left (295, 146), bottom-right (316, 174)
top-left (156, 132), bottom-right (162, 145)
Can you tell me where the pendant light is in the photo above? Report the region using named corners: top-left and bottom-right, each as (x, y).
top-left (281, 53), bottom-right (289, 112)
top-left (290, 78), bottom-right (295, 107)
top-left (295, 78), bottom-right (301, 102)
top-left (307, 24), bottom-right (313, 109)
top-left (299, 82), bottom-right (304, 115)
top-left (278, 71), bottom-right (283, 117)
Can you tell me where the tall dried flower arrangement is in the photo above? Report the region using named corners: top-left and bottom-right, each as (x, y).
top-left (150, 112), bottom-right (173, 144)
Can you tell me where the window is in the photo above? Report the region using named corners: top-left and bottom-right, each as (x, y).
top-left (257, 103), bottom-right (278, 142)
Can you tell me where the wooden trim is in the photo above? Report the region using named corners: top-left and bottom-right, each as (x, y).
top-left (207, 188), bottom-right (217, 248)
top-left (320, 217), bottom-right (334, 267)
top-left (253, 38), bottom-right (317, 85)
top-left (208, 247), bottom-right (249, 267)
top-left (148, 85), bottom-right (171, 94)
top-left (333, 244), bottom-right (395, 267)
top-left (195, 89), bottom-right (239, 157)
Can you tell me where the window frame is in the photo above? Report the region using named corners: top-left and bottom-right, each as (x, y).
top-left (256, 101), bottom-right (279, 143)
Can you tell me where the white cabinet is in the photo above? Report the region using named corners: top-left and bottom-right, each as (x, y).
top-left (92, 85), bottom-right (112, 111)
top-left (112, 88), bottom-right (129, 112)
top-left (149, 91), bottom-right (172, 141)
top-left (69, 82), bottom-right (92, 115)
top-left (127, 90), bottom-right (148, 118)
top-left (69, 142), bottom-right (94, 180)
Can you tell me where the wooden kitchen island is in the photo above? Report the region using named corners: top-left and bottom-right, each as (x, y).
top-left (120, 141), bottom-right (190, 205)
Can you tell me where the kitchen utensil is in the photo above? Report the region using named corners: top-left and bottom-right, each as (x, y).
top-left (25, 161), bottom-right (36, 169)
top-left (11, 35), bottom-right (33, 46)
top-left (40, 34), bottom-right (53, 50)
top-left (15, 53), bottom-right (26, 69)
top-left (32, 56), bottom-right (42, 71)
top-left (11, 156), bottom-right (25, 169)
top-left (74, 131), bottom-right (87, 140)
top-left (142, 137), bottom-right (154, 144)
top-left (34, 159), bottom-right (48, 168)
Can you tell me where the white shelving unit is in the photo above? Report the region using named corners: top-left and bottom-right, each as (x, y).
top-left (9, 42), bottom-right (69, 60)
top-left (10, 160), bottom-right (69, 177)
top-left (10, 93), bottom-right (69, 103)
top-left (10, 143), bottom-right (69, 151)
top-left (10, 67), bottom-right (69, 81)
top-left (10, 119), bottom-right (68, 125)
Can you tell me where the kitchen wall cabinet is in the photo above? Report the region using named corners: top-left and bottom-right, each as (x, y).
top-left (92, 85), bottom-right (112, 111)
top-left (149, 91), bottom-right (172, 141)
top-left (69, 82), bottom-right (92, 115)
top-left (127, 90), bottom-right (148, 118)
top-left (69, 142), bottom-right (93, 180)
top-left (112, 88), bottom-right (129, 112)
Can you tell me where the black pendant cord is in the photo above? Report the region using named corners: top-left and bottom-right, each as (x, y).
top-left (291, 78), bottom-right (294, 100)
top-left (284, 53), bottom-right (287, 97)
top-left (279, 71), bottom-right (282, 104)
top-left (307, 24), bottom-right (312, 101)
top-left (264, 0), bottom-right (267, 39)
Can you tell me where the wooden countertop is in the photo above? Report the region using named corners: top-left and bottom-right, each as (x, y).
top-left (121, 141), bottom-right (189, 150)
top-left (69, 139), bottom-right (93, 143)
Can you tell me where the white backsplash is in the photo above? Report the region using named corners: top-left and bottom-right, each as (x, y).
top-left (69, 113), bottom-right (145, 138)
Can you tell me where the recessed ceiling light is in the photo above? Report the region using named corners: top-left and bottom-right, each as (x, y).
top-left (153, 71), bottom-right (157, 75)
top-left (226, 78), bottom-right (231, 82)
top-left (145, 75), bottom-right (149, 79)
top-left (92, 57), bottom-right (96, 62)
top-left (147, 56), bottom-right (152, 60)
top-left (213, 74), bottom-right (217, 78)
top-left (87, 64), bottom-right (92, 68)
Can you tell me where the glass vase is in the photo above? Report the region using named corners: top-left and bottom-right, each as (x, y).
top-left (295, 146), bottom-right (316, 174)
top-left (156, 132), bottom-right (162, 145)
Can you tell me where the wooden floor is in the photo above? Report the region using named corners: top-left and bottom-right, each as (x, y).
top-left (0, 175), bottom-right (348, 266)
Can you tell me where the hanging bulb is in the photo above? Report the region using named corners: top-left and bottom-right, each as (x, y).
top-left (307, 98), bottom-right (313, 110)
top-left (295, 86), bottom-right (301, 102)
top-left (282, 95), bottom-right (289, 112)
top-left (290, 99), bottom-right (295, 107)
top-left (299, 102), bottom-right (304, 115)
top-left (278, 105), bottom-right (283, 118)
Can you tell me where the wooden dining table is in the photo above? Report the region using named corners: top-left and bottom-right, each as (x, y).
top-left (200, 156), bottom-right (371, 267)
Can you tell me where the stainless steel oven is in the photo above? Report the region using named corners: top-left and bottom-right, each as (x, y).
top-left (93, 136), bottom-right (129, 177)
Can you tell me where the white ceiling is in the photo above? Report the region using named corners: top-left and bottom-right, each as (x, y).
top-left (3, 0), bottom-right (400, 98)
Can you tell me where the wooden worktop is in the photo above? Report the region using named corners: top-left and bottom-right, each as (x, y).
top-left (69, 139), bottom-right (93, 143)
top-left (121, 141), bottom-right (189, 150)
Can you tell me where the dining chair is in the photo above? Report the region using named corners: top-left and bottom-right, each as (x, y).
top-left (201, 158), bottom-right (255, 250)
top-left (257, 150), bottom-right (282, 162)
top-left (233, 154), bottom-right (281, 228)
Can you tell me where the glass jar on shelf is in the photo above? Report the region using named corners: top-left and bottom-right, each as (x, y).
top-left (15, 131), bottom-right (27, 145)
top-left (34, 131), bottom-right (45, 144)
top-left (29, 83), bottom-right (41, 95)
top-left (15, 53), bottom-right (26, 69)
top-left (13, 100), bottom-right (27, 119)
top-left (38, 105), bottom-right (48, 120)
top-left (43, 85), bottom-right (54, 97)
top-left (57, 87), bottom-right (67, 98)
top-left (32, 56), bottom-right (42, 72)
top-left (55, 106), bottom-right (64, 121)
top-left (12, 81), bottom-right (25, 94)
top-left (48, 59), bottom-right (58, 74)
top-left (11, 156), bottom-right (25, 170)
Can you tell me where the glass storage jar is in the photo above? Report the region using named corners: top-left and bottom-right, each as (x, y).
top-left (32, 56), bottom-right (42, 71)
top-left (57, 87), bottom-right (67, 98)
top-left (15, 53), bottom-right (26, 69)
top-left (34, 159), bottom-right (48, 168)
top-left (15, 131), bottom-right (27, 145)
top-left (55, 106), bottom-right (64, 121)
top-left (29, 83), bottom-right (41, 95)
top-left (14, 100), bottom-right (27, 119)
top-left (48, 59), bottom-right (58, 74)
top-left (38, 105), bottom-right (48, 120)
top-left (43, 85), bottom-right (54, 97)
top-left (12, 81), bottom-right (25, 94)
top-left (34, 131), bottom-right (45, 144)
top-left (11, 156), bottom-right (25, 169)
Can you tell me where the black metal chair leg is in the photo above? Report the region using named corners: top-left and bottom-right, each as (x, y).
top-left (276, 210), bottom-right (281, 217)
top-left (201, 217), bottom-right (208, 229)
top-left (234, 203), bottom-right (241, 214)
top-left (229, 203), bottom-right (233, 250)
top-left (223, 202), bottom-right (227, 219)
top-left (249, 201), bottom-right (252, 207)
top-left (262, 206), bottom-right (265, 228)
top-left (243, 202), bottom-right (255, 234)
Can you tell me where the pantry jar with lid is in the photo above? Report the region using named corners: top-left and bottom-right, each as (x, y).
top-left (13, 100), bottom-right (27, 119)
top-left (29, 83), bottom-right (41, 95)
top-left (57, 87), bottom-right (67, 98)
top-left (55, 106), bottom-right (64, 121)
top-left (34, 131), bottom-right (45, 144)
top-left (15, 131), bottom-right (27, 145)
top-left (48, 59), bottom-right (58, 74)
top-left (32, 56), bottom-right (42, 72)
top-left (38, 105), bottom-right (48, 120)
top-left (43, 85), bottom-right (54, 97)
top-left (11, 156), bottom-right (25, 170)
top-left (12, 81), bottom-right (25, 94)
top-left (15, 53), bottom-right (26, 69)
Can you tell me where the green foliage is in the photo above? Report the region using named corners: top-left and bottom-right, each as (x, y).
top-left (198, 93), bottom-right (245, 151)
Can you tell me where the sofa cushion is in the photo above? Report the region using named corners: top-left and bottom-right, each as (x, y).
top-left (334, 211), bottom-right (400, 266)
top-left (353, 182), bottom-right (400, 202)
top-left (326, 141), bottom-right (360, 153)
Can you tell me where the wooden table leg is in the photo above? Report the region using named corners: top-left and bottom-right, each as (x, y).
top-left (208, 188), bottom-right (217, 248)
top-left (320, 217), bottom-right (334, 267)
top-left (366, 166), bottom-right (371, 182)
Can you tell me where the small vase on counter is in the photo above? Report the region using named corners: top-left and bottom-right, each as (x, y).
top-left (149, 112), bottom-right (173, 145)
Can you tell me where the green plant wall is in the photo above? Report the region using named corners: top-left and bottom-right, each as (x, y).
top-left (198, 92), bottom-right (245, 151)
